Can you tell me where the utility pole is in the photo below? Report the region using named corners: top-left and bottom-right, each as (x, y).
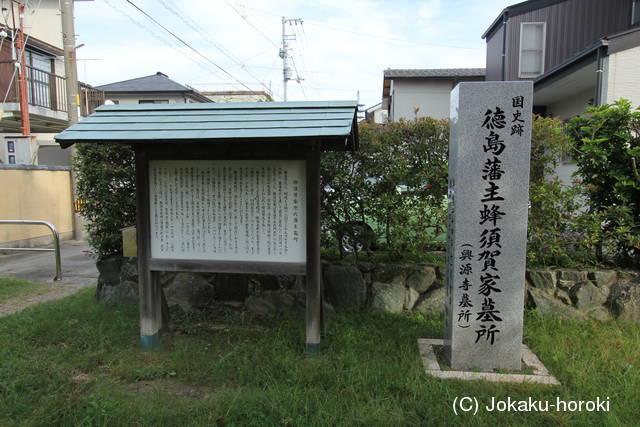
top-left (60, 0), bottom-right (83, 240)
top-left (14, 2), bottom-right (30, 136)
top-left (61, 0), bottom-right (79, 125)
top-left (279, 16), bottom-right (303, 101)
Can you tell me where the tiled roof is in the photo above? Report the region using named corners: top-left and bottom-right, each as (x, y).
top-left (383, 68), bottom-right (486, 78)
top-left (95, 72), bottom-right (192, 93)
top-left (55, 101), bottom-right (359, 152)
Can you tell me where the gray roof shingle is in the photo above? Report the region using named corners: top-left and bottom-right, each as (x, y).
top-left (384, 68), bottom-right (486, 78)
top-left (54, 101), bottom-right (359, 152)
top-left (95, 72), bottom-right (192, 93)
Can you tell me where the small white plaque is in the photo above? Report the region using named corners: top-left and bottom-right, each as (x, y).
top-left (149, 160), bottom-right (306, 263)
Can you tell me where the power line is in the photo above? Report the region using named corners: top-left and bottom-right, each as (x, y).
top-left (155, 0), bottom-right (279, 100)
top-left (123, 0), bottom-right (254, 92)
top-left (222, 0), bottom-right (280, 49)
top-left (104, 0), bottom-right (230, 83)
top-left (245, 5), bottom-right (483, 51)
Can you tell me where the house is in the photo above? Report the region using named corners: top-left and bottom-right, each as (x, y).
top-left (483, 0), bottom-right (640, 183)
top-left (95, 72), bottom-right (211, 105)
top-left (483, 0), bottom-right (640, 118)
top-left (202, 90), bottom-right (273, 103)
top-left (364, 102), bottom-right (388, 124)
top-left (382, 68), bottom-right (485, 121)
top-left (0, 0), bottom-right (103, 166)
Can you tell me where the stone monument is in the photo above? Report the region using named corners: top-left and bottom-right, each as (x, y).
top-left (444, 81), bottom-right (533, 371)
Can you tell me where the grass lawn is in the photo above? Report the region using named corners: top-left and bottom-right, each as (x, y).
top-left (0, 286), bottom-right (638, 426)
top-left (0, 277), bottom-right (50, 305)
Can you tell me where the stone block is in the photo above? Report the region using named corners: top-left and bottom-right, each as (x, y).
top-left (371, 282), bottom-right (405, 313)
top-left (608, 280), bottom-right (640, 323)
top-left (405, 286), bottom-right (420, 311)
top-left (245, 291), bottom-right (295, 316)
top-left (371, 264), bottom-right (407, 286)
top-left (569, 281), bottom-right (608, 309)
top-left (323, 264), bottom-right (367, 310)
top-left (164, 273), bottom-right (215, 312)
top-left (527, 288), bottom-right (587, 321)
top-left (526, 270), bottom-right (556, 290)
top-left (558, 270), bottom-right (588, 282)
top-left (588, 270), bottom-right (617, 288)
top-left (414, 287), bottom-right (446, 314)
top-left (405, 266), bottom-right (437, 293)
top-left (213, 273), bottom-right (250, 301)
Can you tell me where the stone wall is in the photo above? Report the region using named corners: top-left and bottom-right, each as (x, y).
top-left (96, 256), bottom-right (640, 323)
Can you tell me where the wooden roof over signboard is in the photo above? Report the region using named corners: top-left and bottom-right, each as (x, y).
top-left (55, 101), bottom-right (359, 151)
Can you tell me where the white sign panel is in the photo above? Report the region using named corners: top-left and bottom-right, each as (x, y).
top-left (149, 160), bottom-right (306, 263)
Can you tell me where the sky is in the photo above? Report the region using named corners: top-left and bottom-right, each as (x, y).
top-left (72, 0), bottom-right (516, 108)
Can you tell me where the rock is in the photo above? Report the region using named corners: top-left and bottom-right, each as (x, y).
top-left (213, 274), bottom-right (250, 301)
top-left (96, 255), bottom-right (124, 302)
top-left (554, 288), bottom-right (571, 305)
top-left (526, 270), bottom-right (556, 290)
top-left (245, 291), bottom-right (295, 316)
top-left (557, 280), bottom-right (576, 292)
top-left (608, 280), bottom-right (640, 323)
top-left (119, 257), bottom-right (138, 283)
top-left (371, 264), bottom-right (407, 286)
top-left (405, 287), bottom-right (420, 311)
top-left (569, 281), bottom-right (608, 309)
top-left (96, 255), bottom-right (124, 288)
top-left (588, 270), bottom-right (617, 288)
top-left (585, 306), bottom-right (612, 322)
top-left (355, 262), bottom-right (376, 273)
top-left (435, 266), bottom-right (447, 287)
top-left (617, 271), bottom-right (639, 283)
top-left (527, 288), bottom-right (587, 320)
top-left (98, 280), bottom-right (138, 306)
top-left (254, 275), bottom-right (280, 290)
top-left (159, 272), bottom-right (177, 288)
top-left (323, 264), bottom-right (367, 310)
top-left (413, 287), bottom-right (446, 314)
top-left (558, 270), bottom-right (588, 282)
top-left (371, 282), bottom-right (405, 313)
top-left (405, 267), bottom-right (437, 293)
top-left (163, 273), bottom-right (215, 312)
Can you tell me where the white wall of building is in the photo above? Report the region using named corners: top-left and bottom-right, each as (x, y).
top-left (391, 80), bottom-right (453, 120)
top-left (12, 0), bottom-right (63, 49)
top-left (546, 88), bottom-right (594, 120)
top-left (605, 45), bottom-right (640, 108)
top-left (105, 94), bottom-right (191, 104)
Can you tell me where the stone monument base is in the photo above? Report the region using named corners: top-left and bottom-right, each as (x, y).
top-left (417, 339), bottom-right (561, 385)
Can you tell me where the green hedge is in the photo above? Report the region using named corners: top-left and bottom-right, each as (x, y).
top-left (73, 103), bottom-right (639, 267)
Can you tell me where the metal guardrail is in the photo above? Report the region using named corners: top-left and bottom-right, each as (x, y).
top-left (0, 220), bottom-right (62, 281)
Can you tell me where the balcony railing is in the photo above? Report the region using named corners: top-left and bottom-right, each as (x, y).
top-left (26, 65), bottom-right (68, 112)
top-left (0, 62), bottom-right (104, 118)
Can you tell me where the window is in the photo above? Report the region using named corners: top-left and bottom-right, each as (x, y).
top-left (519, 22), bottom-right (546, 78)
top-left (633, 0), bottom-right (640, 25)
top-left (8, 155), bottom-right (16, 164)
top-left (7, 141), bottom-right (15, 153)
top-left (138, 100), bottom-right (169, 104)
top-left (25, 50), bottom-right (54, 108)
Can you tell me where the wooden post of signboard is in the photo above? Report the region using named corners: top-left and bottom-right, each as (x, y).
top-left (136, 149), bottom-right (162, 350)
top-left (305, 145), bottom-right (321, 354)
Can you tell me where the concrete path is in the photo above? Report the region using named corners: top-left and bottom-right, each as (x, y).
top-left (0, 240), bottom-right (98, 317)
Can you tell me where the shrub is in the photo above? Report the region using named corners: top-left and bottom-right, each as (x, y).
top-left (567, 99), bottom-right (640, 266)
top-left (320, 118), bottom-right (449, 258)
top-left (74, 143), bottom-right (136, 259)
top-left (526, 115), bottom-right (588, 266)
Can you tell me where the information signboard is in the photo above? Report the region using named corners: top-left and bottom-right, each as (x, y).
top-left (149, 159), bottom-right (306, 263)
